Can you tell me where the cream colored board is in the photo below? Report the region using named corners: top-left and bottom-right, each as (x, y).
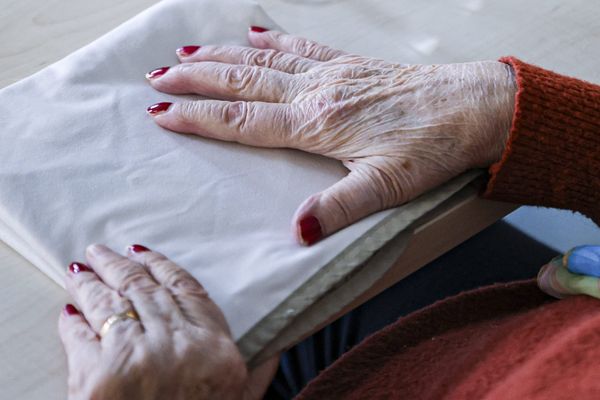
top-left (0, 0), bottom-right (597, 399)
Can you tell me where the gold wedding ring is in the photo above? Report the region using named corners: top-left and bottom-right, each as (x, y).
top-left (99, 309), bottom-right (139, 338)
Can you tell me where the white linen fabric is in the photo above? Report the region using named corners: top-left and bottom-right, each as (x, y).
top-left (0, 0), bottom-right (477, 360)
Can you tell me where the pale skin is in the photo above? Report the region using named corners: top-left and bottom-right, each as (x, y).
top-left (60, 244), bottom-right (278, 400)
top-left (147, 29), bottom-right (516, 244)
top-left (60, 29), bottom-right (517, 398)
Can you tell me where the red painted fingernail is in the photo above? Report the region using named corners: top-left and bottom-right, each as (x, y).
top-left (250, 26), bottom-right (269, 33)
top-left (69, 262), bottom-right (92, 274)
top-left (146, 102), bottom-right (172, 115)
top-left (145, 66), bottom-right (170, 80)
top-left (176, 45), bottom-right (201, 57)
top-left (129, 244), bottom-right (150, 253)
top-left (64, 304), bottom-right (80, 316)
top-left (299, 216), bottom-right (323, 246)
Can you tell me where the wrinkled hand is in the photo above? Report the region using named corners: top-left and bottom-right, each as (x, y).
top-left (59, 244), bottom-right (278, 400)
top-left (146, 29), bottom-right (517, 245)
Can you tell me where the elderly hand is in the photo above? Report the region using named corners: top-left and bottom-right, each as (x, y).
top-left (146, 28), bottom-right (517, 245)
top-left (59, 244), bottom-right (277, 400)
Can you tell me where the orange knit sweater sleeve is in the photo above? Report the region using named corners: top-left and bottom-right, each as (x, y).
top-left (483, 57), bottom-right (600, 224)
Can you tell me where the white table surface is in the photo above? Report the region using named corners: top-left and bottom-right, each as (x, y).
top-left (1, 0), bottom-right (599, 398)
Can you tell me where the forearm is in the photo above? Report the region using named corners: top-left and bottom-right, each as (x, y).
top-left (483, 57), bottom-right (600, 225)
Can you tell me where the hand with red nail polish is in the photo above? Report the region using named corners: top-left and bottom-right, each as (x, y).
top-left (145, 30), bottom-right (515, 246)
top-left (58, 244), bottom-right (278, 400)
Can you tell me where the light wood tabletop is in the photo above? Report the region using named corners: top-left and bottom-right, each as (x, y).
top-left (1, 0), bottom-right (598, 398)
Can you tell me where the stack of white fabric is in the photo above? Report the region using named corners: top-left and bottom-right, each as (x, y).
top-left (0, 0), bottom-right (476, 361)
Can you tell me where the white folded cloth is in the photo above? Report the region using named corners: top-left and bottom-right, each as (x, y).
top-left (0, 0), bottom-right (476, 360)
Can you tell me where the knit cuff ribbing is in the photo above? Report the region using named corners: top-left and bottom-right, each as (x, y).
top-left (483, 57), bottom-right (600, 225)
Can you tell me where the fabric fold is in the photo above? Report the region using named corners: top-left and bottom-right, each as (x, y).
top-left (0, 0), bottom-right (480, 360)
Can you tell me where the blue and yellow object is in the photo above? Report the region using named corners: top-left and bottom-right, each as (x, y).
top-left (538, 245), bottom-right (600, 299)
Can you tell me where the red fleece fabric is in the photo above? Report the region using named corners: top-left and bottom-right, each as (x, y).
top-left (296, 58), bottom-right (600, 399)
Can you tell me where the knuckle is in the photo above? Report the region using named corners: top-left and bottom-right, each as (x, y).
top-left (105, 257), bottom-right (135, 273)
top-left (292, 38), bottom-right (316, 56)
top-left (144, 251), bottom-right (169, 266)
top-left (102, 257), bottom-right (155, 293)
top-left (78, 283), bottom-right (124, 319)
top-left (84, 282), bottom-right (112, 308)
top-left (69, 273), bottom-right (89, 293)
top-left (223, 65), bottom-right (260, 94)
top-left (292, 38), bottom-right (327, 59)
top-left (73, 277), bottom-right (101, 302)
top-left (241, 48), bottom-right (258, 65)
top-left (322, 47), bottom-right (341, 60)
top-left (264, 50), bottom-right (285, 68)
top-left (107, 256), bottom-right (129, 267)
top-left (152, 257), bottom-right (179, 276)
top-left (173, 275), bottom-right (205, 295)
top-left (119, 270), bottom-right (154, 293)
top-left (222, 101), bottom-right (251, 133)
top-left (244, 48), bottom-right (278, 68)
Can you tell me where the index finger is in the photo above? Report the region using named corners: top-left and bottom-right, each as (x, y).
top-left (148, 100), bottom-right (302, 150)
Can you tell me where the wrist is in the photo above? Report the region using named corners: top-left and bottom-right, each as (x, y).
top-left (492, 62), bottom-right (517, 164)
top-left (471, 61), bottom-right (517, 168)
